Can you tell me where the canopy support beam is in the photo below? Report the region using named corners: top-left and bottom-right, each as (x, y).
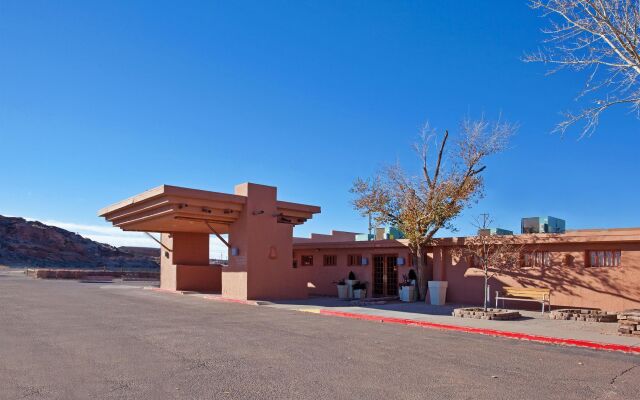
top-left (143, 232), bottom-right (172, 252)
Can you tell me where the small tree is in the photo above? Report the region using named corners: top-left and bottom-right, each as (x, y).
top-left (452, 214), bottom-right (524, 311)
top-left (351, 117), bottom-right (515, 300)
top-left (525, 0), bottom-right (640, 136)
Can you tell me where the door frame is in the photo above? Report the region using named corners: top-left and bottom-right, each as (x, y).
top-left (372, 254), bottom-right (398, 297)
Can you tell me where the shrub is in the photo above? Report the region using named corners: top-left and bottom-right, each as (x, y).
top-left (408, 269), bottom-right (417, 281)
top-left (353, 282), bottom-right (367, 290)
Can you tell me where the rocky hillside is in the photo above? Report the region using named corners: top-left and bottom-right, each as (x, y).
top-left (0, 215), bottom-right (159, 269)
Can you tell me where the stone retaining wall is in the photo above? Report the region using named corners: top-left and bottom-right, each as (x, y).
top-left (25, 269), bottom-right (159, 280)
top-left (452, 307), bottom-right (521, 321)
top-left (618, 310), bottom-right (640, 336)
top-left (550, 309), bottom-right (617, 323)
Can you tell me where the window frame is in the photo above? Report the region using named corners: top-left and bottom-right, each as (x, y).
top-left (587, 250), bottom-right (621, 268)
top-left (323, 254), bottom-right (337, 266)
top-left (522, 251), bottom-right (551, 268)
top-left (347, 254), bottom-right (362, 267)
top-left (300, 255), bottom-right (314, 267)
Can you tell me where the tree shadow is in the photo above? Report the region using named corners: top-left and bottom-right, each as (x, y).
top-left (446, 234), bottom-right (640, 310)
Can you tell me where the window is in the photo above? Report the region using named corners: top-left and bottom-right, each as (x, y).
top-left (323, 255), bottom-right (337, 266)
top-left (564, 254), bottom-right (575, 267)
top-left (522, 251), bottom-right (551, 268)
top-left (301, 255), bottom-right (313, 266)
top-left (347, 254), bottom-right (362, 266)
top-left (588, 250), bottom-right (621, 267)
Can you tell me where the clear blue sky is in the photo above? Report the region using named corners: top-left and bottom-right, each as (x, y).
top-left (1, 1), bottom-right (639, 252)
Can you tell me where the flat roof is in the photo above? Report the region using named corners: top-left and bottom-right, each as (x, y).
top-left (292, 228), bottom-right (640, 250)
top-left (100, 184), bottom-right (320, 234)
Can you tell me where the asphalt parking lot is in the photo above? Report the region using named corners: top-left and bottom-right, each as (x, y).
top-left (1, 271), bottom-right (638, 400)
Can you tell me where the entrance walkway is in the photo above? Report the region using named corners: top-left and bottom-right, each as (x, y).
top-left (260, 297), bottom-right (640, 352)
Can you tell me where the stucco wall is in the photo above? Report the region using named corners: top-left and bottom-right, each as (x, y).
top-left (293, 247), bottom-right (418, 297)
top-left (175, 264), bottom-right (222, 292)
top-left (443, 242), bottom-right (640, 312)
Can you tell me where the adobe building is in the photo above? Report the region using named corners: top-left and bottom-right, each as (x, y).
top-left (295, 228), bottom-right (640, 311)
top-left (101, 183), bottom-right (640, 311)
top-left (99, 183), bottom-right (320, 300)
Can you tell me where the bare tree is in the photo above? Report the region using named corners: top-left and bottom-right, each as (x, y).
top-left (452, 214), bottom-right (524, 311)
top-left (350, 118), bottom-right (515, 300)
top-left (525, 0), bottom-right (640, 136)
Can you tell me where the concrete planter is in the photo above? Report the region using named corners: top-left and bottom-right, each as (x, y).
top-left (399, 285), bottom-right (415, 302)
top-left (428, 281), bottom-right (448, 305)
top-left (353, 288), bottom-right (367, 300)
top-left (337, 284), bottom-right (349, 299)
top-left (346, 279), bottom-right (359, 298)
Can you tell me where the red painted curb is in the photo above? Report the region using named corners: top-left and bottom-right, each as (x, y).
top-left (319, 310), bottom-right (640, 355)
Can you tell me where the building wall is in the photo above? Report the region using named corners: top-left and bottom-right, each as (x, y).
top-left (443, 242), bottom-right (640, 312)
top-left (293, 230), bottom-right (640, 312)
top-left (293, 246), bottom-right (418, 297)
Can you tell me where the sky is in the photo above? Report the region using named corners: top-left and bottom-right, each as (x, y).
top-left (1, 1), bottom-right (639, 257)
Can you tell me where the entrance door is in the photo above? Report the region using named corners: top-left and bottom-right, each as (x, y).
top-left (373, 255), bottom-right (398, 297)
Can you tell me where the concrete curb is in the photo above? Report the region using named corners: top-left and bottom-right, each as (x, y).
top-left (145, 287), bottom-right (195, 295)
top-left (144, 287), bottom-right (268, 305)
top-left (318, 310), bottom-right (640, 355)
top-left (202, 295), bottom-right (263, 306)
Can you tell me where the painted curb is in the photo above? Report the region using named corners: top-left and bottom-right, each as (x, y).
top-left (297, 308), bottom-right (322, 314)
top-left (202, 295), bottom-right (261, 306)
top-left (318, 310), bottom-right (640, 355)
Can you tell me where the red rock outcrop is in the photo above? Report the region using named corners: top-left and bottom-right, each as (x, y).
top-left (0, 215), bottom-right (159, 270)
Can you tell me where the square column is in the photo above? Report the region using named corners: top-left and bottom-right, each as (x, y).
top-left (222, 183), bottom-right (309, 300)
top-left (432, 247), bottom-right (448, 282)
top-left (160, 232), bottom-right (221, 292)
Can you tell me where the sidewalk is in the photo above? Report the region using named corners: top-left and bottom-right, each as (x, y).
top-left (260, 297), bottom-right (640, 353)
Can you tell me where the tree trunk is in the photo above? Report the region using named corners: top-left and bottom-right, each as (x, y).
top-left (416, 246), bottom-right (427, 301)
top-left (483, 270), bottom-right (489, 312)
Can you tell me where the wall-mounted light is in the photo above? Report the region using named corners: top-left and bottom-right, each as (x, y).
top-left (397, 257), bottom-right (405, 266)
top-left (268, 246), bottom-right (278, 259)
top-left (231, 247), bottom-right (240, 256)
top-left (361, 257), bottom-right (369, 266)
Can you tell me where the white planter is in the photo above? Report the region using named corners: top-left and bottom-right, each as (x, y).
top-left (399, 285), bottom-right (415, 302)
top-left (346, 279), bottom-right (359, 298)
top-left (428, 281), bottom-right (448, 305)
top-left (337, 284), bottom-right (349, 299)
top-left (353, 289), bottom-right (367, 299)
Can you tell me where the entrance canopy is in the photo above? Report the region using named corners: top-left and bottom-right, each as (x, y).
top-left (99, 184), bottom-right (320, 234)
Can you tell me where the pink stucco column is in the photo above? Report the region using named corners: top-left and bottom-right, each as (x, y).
top-left (222, 183), bottom-right (309, 300)
top-left (160, 232), bottom-right (221, 292)
top-left (432, 247), bottom-right (447, 282)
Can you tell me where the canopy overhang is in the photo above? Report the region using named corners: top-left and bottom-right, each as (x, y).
top-left (99, 184), bottom-right (320, 234)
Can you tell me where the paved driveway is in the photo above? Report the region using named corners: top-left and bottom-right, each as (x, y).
top-left (1, 272), bottom-right (639, 399)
